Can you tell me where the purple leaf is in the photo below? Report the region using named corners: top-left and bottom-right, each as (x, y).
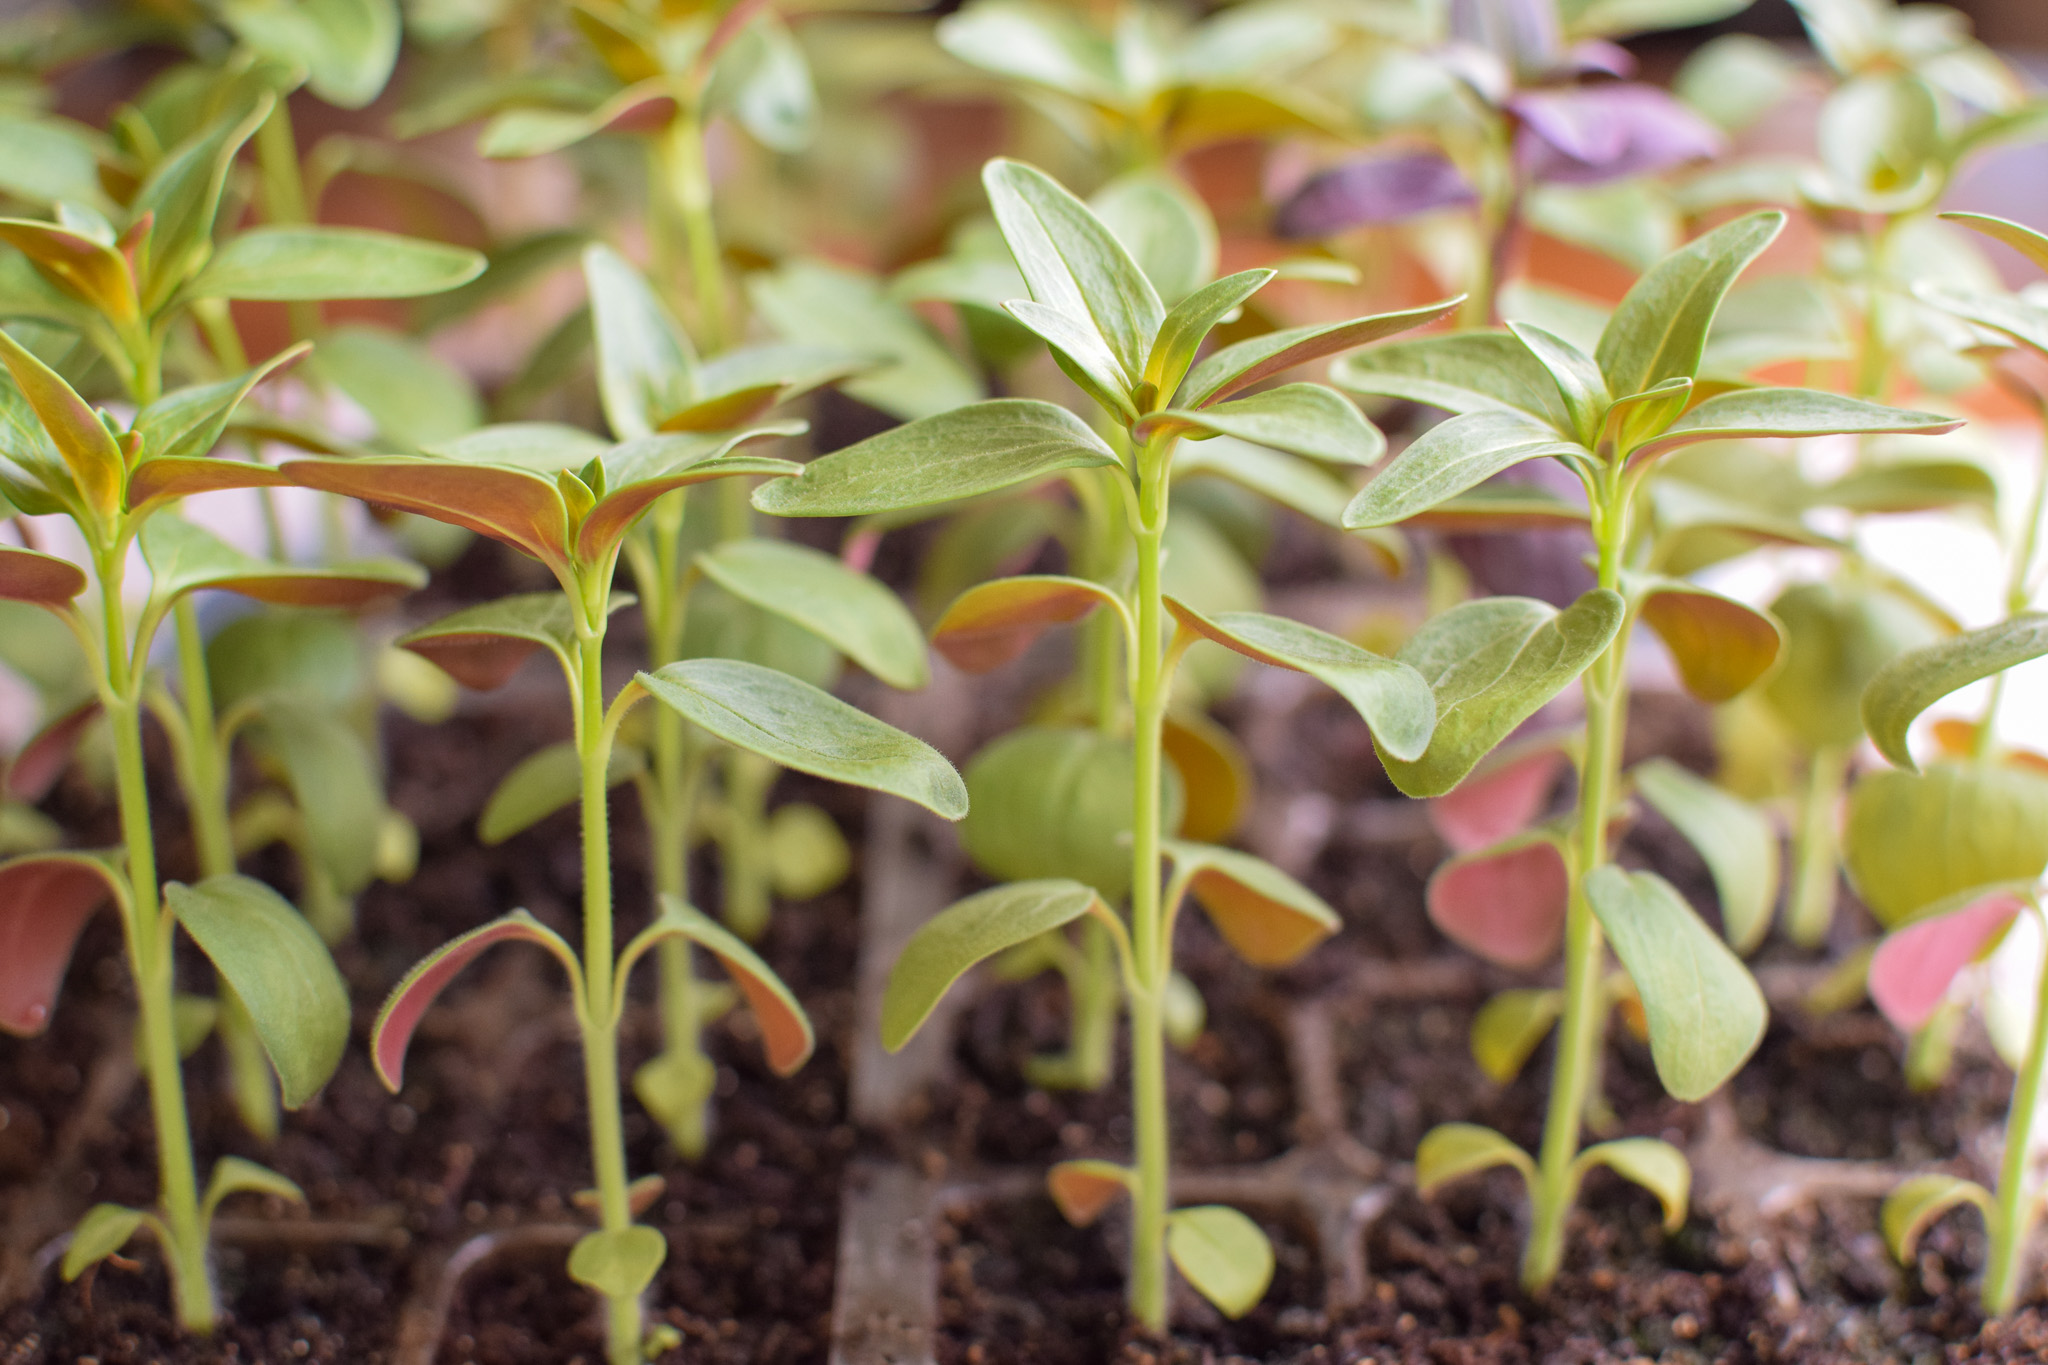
top-left (1511, 85), bottom-right (1724, 187)
top-left (1275, 152), bottom-right (1478, 239)
top-left (1564, 40), bottom-right (1636, 78)
top-left (1449, 0), bottom-right (1561, 79)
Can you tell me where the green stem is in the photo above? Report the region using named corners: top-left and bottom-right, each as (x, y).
top-left (575, 626), bottom-right (641, 1365)
top-left (659, 109), bottom-right (731, 354)
top-left (1785, 745), bottom-right (1850, 948)
top-left (100, 554), bottom-right (214, 1329)
top-left (1523, 491), bottom-right (1631, 1294)
top-left (253, 97), bottom-right (321, 342)
top-left (1985, 910), bottom-right (2048, 1314)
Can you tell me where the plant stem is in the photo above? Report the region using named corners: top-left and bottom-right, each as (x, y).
top-left (253, 96), bottom-right (321, 343)
top-left (1985, 912), bottom-right (2048, 1314)
top-left (1523, 489), bottom-right (1631, 1293)
top-left (660, 109), bottom-right (730, 354)
top-left (575, 626), bottom-right (641, 1365)
top-left (1785, 745), bottom-right (1850, 947)
top-left (100, 554), bottom-right (214, 1329)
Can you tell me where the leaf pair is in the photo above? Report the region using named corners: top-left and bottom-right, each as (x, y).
top-left (1416, 1124), bottom-right (1692, 1235)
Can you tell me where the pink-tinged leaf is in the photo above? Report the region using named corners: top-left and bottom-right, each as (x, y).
top-left (618, 897), bottom-right (815, 1076)
top-left (1274, 151), bottom-right (1477, 239)
top-left (194, 563), bottom-right (424, 609)
top-left (0, 545), bottom-right (86, 607)
top-left (1869, 893), bottom-right (2025, 1033)
top-left (1430, 744), bottom-right (1568, 853)
top-left (1427, 835), bottom-right (1570, 969)
top-left (1047, 1159), bottom-right (1132, 1227)
top-left (126, 458), bottom-right (291, 513)
top-left (573, 453), bottom-right (799, 564)
top-left (0, 853), bottom-right (124, 1036)
top-left (931, 575), bottom-right (1121, 673)
top-left (371, 910), bottom-right (580, 1091)
top-left (1510, 85), bottom-right (1722, 187)
top-left (7, 698), bottom-right (100, 801)
top-left (285, 458), bottom-right (571, 576)
top-left (1640, 583), bottom-right (1782, 703)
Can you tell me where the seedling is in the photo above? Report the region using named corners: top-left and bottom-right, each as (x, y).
top-left (763, 156), bottom-right (1459, 1328)
top-left (1336, 210), bottom-right (1960, 1290)
top-left (283, 415), bottom-right (963, 1365)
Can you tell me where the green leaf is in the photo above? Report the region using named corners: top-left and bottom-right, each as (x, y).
top-left (1002, 296), bottom-right (1137, 421)
top-left (617, 897), bottom-right (815, 1073)
top-left (752, 399), bottom-right (1117, 517)
top-left (1470, 988), bottom-right (1562, 1083)
top-left (0, 218), bottom-right (137, 325)
top-left (1595, 211), bottom-right (1784, 400)
top-left (224, 0), bottom-right (402, 108)
top-left (881, 879), bottom-right (1103, 1050)
top-left (714, 16), bottom-right (817, 153)
top-left (637, 659), bottom-right (967, 818)
top-left (1609, 377), bottom-right (1693, 454)
top-left (1166, 1206), bottom-right (1273, 1320)
top-left (189, 227), bottom-right (482, 302)
top-left (1816, 458), bottom-right (1998, 515)
top-left (584, 243), bottom-right (697, 441)
top-left (1174, 438), bottom-right (1354, 528)
top-left (567, 1226), bottom-right (667, 1300)
top-left (0, 326), bottom-right (122, 523)
top-left (1863, 615), bottom-right (2048, 771)
top-left (61, 1204), bottom-right (147, 1280)
top-left (0, 117), bottom-right (109, 210)
top-left (139, 514), bottom-right (425, 616)
top-left (1091, 171), bottom-right (1218, 308)
top-left (1633, 759), bottom-right (1778, 954)
top-left (1573, 1139), bottom-right (1690, 1232)
top-left (1145, 268), bottom-right (1274, 400)
top-left (1763, 580), bottom-right (1936, 750)
top-left (961, 726), bottom-right (1180, 901)
top-left (1584, 866), bottom-right (1766, 1102)
top-left (307, 326), bottom-right (483, 452)
top-left (936, 2), bottom-right (1119, 102)
top-left (1881, 1174), bottom-right (1993, 1264)
top-left (1343, 410), bottom-right (1584, 530)
top-left (200, 1155), bottom-right (304, 1223)
top-left (983, 158), bottom-right (1163, 383)
top-left (1182, 298), bottom-right (1461, 408)
top-left (1844, 764), bottom-right (2048, 928)
top-left (1143, 383), bottom-right (1382, 465)
top-left (1415, 1122), bottom-right (1535, 1194)
top-left (1630, 388), bottom-right (1960, 464)
top-left (1942, 211), bottom-right (2048, 276)
top-left (766, 802), bottom-right (851, 899)
top-left (130, 95), bottom-right (273, 312)
top-left (1162, 837), bottom-right (1339, 967)
top-left (749, 259), bottom-right (982, 421)
top-left (479, 741), bottom-right (644, 846)
top-left (397, 592), bottom-right (630, 692)
top-left (1164, 598), bottom-right (1435, 761)
top-left (132, 343), bottom-right (308, 467)
top-left (1506, 320), bottom-right (1609, 447)
top-left (255, 702), bottom-right (386, 893)
top-left (165, 875), bottom-right (349, 1108)
top-left (1381, 591), bottom-right (1626, 798)
top-left (696, 539), bottom-right (929, 690)
top-left (1333, 331), bottom-right (1570, 425)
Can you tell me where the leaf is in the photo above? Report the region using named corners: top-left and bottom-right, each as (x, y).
top-left (0, 853), bottom-right (122, 1036)
top-left (1471, 988), bottom-right (1562, 1083)
top-left (766, 802), bottom-right (850, 899)
top-left (308, 326), bottom-right (483, 452)
top-left (1507, 321), bottom-right (1609, 448)
top-left (1173, 439), bottom-right (1355, 530)
top-left (961, 726), bottom-right (1180, 902)
top-left (752, 399), bottom-right (1117, 517)
top-left (983, 158), bottom-right (1163, 384)
top-left (1091, 171), bottom-right (1216, 309)
top-left (1585, 865), bottom-right (1766, 1101)
top-left (1004, 297), bottom-right (1137, 422)
top-left (61, 1204), bottom-right (147, 1281)
top-left (567, 1226), bottom-right (667, 1300)
top-left (1162, 838), bottom-right (1339, 967)
top-left (716, 16), bottom-right (817, 153)
top-left (1162, 710), bottom-right (1251, 843)
top-left (0, 544), bottom-right (85, 607)
top-left (1763, 579), bottom-right (1938, 751)
top-left (1182, 298), bottom-right (1462, 408)
top-left (1942, 211), bottom-right (2048, 275)
top-left (371, 909), bottom-right (581, 1090)
top-left (1573, 1139), bottom-right (1690, 1232)
top-left (1166, 1205), bottom-right (1274, 1320)
top-left (189, 227), bottom-right (482, 302)
top-left (129, 95), bottom-right (272, 312)
top-left (131, 344), bottom-right (309, 468)
top-left (1863, 615), bottom-right (2048, 771)
top-left (749, 259), bottom-right (982, 421)
top-left (617, 897), bottom-right (815, 1074)
top-left (165, 875), bottom-right (349, 1108)
top-left (1815, 460), bottom-right (1998, 515)
top-left (575, 428), bottom-right (803, 562)
top-left (1415, 1122), bottom-right (1535, 1194)
top-left (200, 1155), bottom-right (304, 1223)
top-left (140, 514), bottom-right (425, 612)
top-left (931, 574), bottom-right (1122, 674)
top-left (1882, 1174), bottom-right (1993, 1265)
top-left (1629, 388), bottom-right (1961, 464)
top-left (1383, 591), bottom-right (1626, 798)
top-left (697, 539), bottom-right (929, 690)
top-left (1274, 150), bottom-right (1477, 238)
top-left (124, 456), bottom-right (292, 512)
top-left (0, 326), bottom-right (122, 522)
top-left (1846, 765), bottom-right (2048, 929)
top-left (1428, 741), bottom-right (1568, 853)
top-left (583, 242), bottom-right (697, 441)
top-left (1163, 598), bottom-right (1435, 761)
top-left (881, 879), bottom-right (1104, 1050)
top-left (1869, 891), bottom-right (2026, 1032)
top-left (1428, 833), bottom-right (1570, 969)
top-left (935, 1), bottom-right (1119, 102)
top-left (1146, 268), bottom-right (1274, 400)
top-left (1343, 410), bottom-right (1584, 530)
top-left (1047, 1159), bottom-right (1131, 1227)
top-left (284, 455), bottom-right (570, 575)
top-left (637, 659), bottom-right (967, 818)
top-left (1142, 384), bottom-right (1383, 465)
top-left (1638, 580), bottom-right (1782, 702)
top-left (1333, 331), bottom-right (1571, 423)
top-left (0, 218), bottom-right (136, 324)
top-left (1595, 211), bottom-right (1784, 400)
top-left (398, 592), bottom-right (630, 692)
top-left (480, 742), bottom-right (644, 846)
top-left (1407, 484), bottom-right (1590, 532)
top-left (226, 0), bottom-right (402, 108)
top-left (1633, 758), bottom-right (1779, 954)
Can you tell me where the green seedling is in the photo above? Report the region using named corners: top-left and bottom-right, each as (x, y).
top-left (1336, 209), bottom-right (1961, 1291)
top-left (282, 416), bottom-right (964, 1365)
top-left (764, 156), bottom-right (1458, 1329)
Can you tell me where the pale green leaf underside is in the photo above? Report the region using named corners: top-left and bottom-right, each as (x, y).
top-left (1344, 410), bottom-right (1584, 530)
top-left (1863, 614), bottom-right (2048, 770)
top-left (881, 879), bottom-right (1100, 1049)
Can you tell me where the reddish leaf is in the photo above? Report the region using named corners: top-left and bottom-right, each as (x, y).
top-left (573, 453), bottom-right (799, 564)
top-left (126, 458), bottom-right (291, 513)
top-left (0, 545), bottom-right (86, 607)
top-left (1047, 1160), bottom-right (1131, 1227)
top-left (0, 219), bottom-right (137, 323)
top-left (1640, 584), bottom-right (1782, 703)
top-left (371, 910), bottom-right (580, 1090)
top-left (1869, 893), bottom-right (2024, 1033)
top-left (285, 458), bottom-right (571, 576)
top-left (0, 854), bottom-right (123, 1036)
top-left (1427, 835), bottom-right (1570, 969)
top-left (7, 698), bottom-right (100, 801)
top-left (931, 575), bottom-right (1120, 673)
top-left (1430, 744), bottom-right (1568, 853)
top-left (1162, 711), bottom-right (1252, 843)
top-left (195, 564), bottom-right (423, 609)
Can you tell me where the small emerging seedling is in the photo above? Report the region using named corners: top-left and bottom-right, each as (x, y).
top-left (1337, 209), bottom-right (1961, 1290)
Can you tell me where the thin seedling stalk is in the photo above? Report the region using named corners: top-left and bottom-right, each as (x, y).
top-left (1984, 912), bottom-right (2048, 1313)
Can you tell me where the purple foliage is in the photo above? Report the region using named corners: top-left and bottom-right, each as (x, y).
top-left (1510, 84), bottom-right (1724, 186)
top-left (1274, 151), bottom-right (1478, 238)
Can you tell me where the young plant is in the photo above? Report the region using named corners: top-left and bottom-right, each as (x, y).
top-left (763, 156), bottom-right (1457, 1327)
top-left (1335, 210), bottom-right (1961, 1290)
top-left (282, 419), bottom-right (963, 1365)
